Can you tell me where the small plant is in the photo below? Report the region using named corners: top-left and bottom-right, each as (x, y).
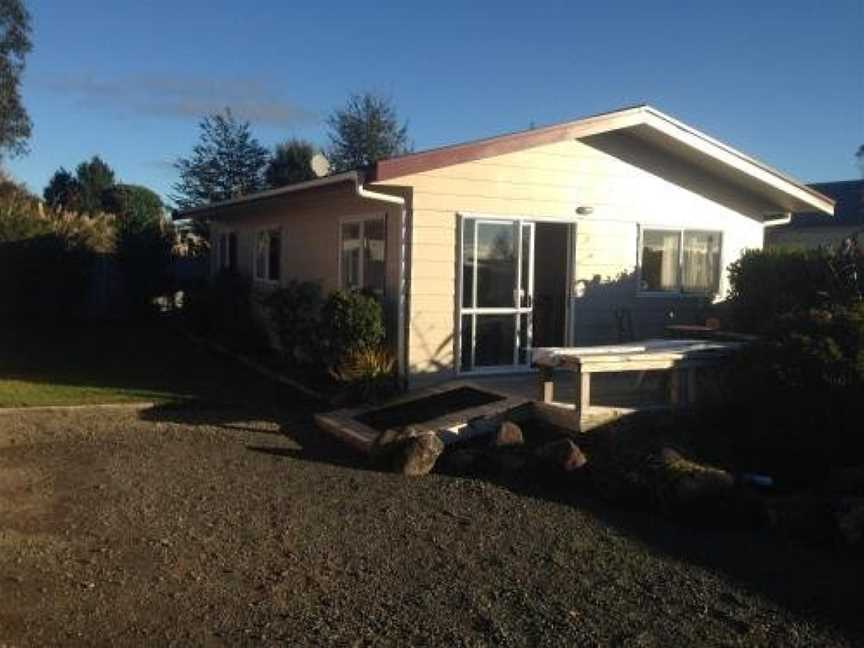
top-left (262, 280), bottom-right (324, 364)
top-left (330, 345), bottom-right (397, 403)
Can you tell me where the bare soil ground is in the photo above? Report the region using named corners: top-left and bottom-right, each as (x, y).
top-left (0, 403), bottom-right (861, 647)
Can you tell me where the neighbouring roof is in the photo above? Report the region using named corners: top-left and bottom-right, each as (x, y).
top-left (177, 104), bottom-right (835, 220)
top-left (784, 180), bottom-right (864, 228)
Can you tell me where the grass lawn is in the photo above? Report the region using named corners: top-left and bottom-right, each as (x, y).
top-left (0, 321), bottom-right (285, 408)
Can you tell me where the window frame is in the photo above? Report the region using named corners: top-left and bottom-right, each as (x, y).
top-left (337, 213), bottom-right (387, 296)
top-left (252, 227), bottom-right (282, 285)
top-left (637, 225), bottom-right (723, 297)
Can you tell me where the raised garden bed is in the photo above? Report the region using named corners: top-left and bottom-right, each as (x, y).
top-left (355, 386), bottom-right (505, 432)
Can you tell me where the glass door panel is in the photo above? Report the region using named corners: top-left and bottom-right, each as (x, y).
top-left (460, 217), bottom-right (534, 372)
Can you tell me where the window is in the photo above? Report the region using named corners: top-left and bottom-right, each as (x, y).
top-left (640, 228), bottom-right (721, 294)
top-left (218, 231), bottom-right (238, 271)
top-left (340, 216), bottom-right (385, 295)
top-left (254, 228), bottom-right (281, 282)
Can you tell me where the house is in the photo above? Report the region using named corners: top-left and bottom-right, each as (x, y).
top-left (179, 105), bottom-right (834, 387)
top-left (765, 179), bottom-right (863, 250)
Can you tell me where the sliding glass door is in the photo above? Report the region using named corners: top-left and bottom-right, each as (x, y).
top-left (459, 217), bottom-right (534, 372)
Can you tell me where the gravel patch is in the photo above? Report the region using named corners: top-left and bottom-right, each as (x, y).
top-left (0, 404), bottom-right (860, 646)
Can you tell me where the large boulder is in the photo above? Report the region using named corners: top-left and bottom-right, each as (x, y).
top-left (391, 433), bottom-right (444, 476)
top-left (370, 426), bottom-right (443, 476)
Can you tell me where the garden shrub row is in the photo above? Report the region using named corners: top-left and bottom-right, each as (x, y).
top-left (706, 247), bottom-right (864, 487)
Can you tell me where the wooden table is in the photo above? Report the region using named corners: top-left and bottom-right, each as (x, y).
top-left (533, 339), bottom-right (741, 415)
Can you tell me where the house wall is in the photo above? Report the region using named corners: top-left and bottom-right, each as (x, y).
top-left (374, 137), bottom-right (766, 385)
top-left (208, 183), bottom-right (405, 348)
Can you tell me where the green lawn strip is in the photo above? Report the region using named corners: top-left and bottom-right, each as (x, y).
top-left (0, 323), bottom-right (280, 409)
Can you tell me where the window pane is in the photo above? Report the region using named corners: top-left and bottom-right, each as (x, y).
top-left (462, 219), bottom-right (475, 308)
top-left (364, 218), bottom-right (385, 296)
top-left (476, 222), bottom-right (516, 307)
top-left (460, 314), bottom-right (473, 371)
top-left (475, 314), bottom-right (516, 367)
top-left (683, 231), bottom-right (721, 293)
top-left (641, 230), bottom-right (680, 291)
top-left (268, 229), bottom-right (281, 281)
top-left (341, 223), bottom-right (361, 290)
top-left (255, 231), bottom-right (267, 279)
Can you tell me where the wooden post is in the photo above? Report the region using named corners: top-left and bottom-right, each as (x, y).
top-left (538, 366), bottom-right (555, 403)
top-left (574, 365), bottom-right (591, 415)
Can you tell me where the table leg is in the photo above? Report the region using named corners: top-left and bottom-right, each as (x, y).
top-left (669, 369), bottom-right (683, 407)
top-left (538, 366), bottom-right (555, 403)
top-left (575, 368), bottom-right (590, 415)
top-left (686, 368), bottom-right (697, 406)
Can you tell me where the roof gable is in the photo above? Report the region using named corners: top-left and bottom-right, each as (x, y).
top-left (369, 105), bottom-right (834, 216)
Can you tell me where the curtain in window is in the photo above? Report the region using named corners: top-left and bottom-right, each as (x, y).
top-left (682, 231), bottom-right (720, 293)
top-left (363, 218), bottom-right (385, 296)
top-left (341, 223), bottom-right (361, 290)
top-left (641, 230), bottom-right (680, 291)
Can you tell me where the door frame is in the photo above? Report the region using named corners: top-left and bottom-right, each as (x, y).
top-left (455, 212), bottom-right (577, 375)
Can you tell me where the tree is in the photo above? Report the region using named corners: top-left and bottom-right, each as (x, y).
top-left (326, 92), bottom-right (411, 172)
top-left (43, 167), bottom-right (81, 211)
top-left (171, 108), bottom-right (270, 209)
top-left (0, 0), bottom-right (32, 159)
top-left (265, 138), bottom-right (317, 188)
top-left (102, 184), bottom-right (164, 224)
top-left (75, 156), bottom-right (115, 214)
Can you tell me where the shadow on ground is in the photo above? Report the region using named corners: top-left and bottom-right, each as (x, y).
top-left (438, 414), bottom-right (864, 642)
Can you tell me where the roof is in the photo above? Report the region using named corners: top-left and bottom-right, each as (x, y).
top-left (177, 104), bottom-right (835, 219)
top-left (784, 180), bottom-right (864, 228)
top-left (369, 104), bottom-right (834, 216)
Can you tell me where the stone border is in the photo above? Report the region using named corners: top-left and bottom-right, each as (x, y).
top-left (0, 401), bottom-right (157, 415)
top-left (314, 380), bottom-right (533, 454)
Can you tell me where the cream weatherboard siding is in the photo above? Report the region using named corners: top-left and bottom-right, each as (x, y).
top-left (373, 138), bottom-right (766, 385)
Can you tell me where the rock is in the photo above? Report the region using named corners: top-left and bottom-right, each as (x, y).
top-left (391, 432), bottom-right (444, 477)
top-left (651, 447), bottom-right (734, 513)
top-left (535, 438), bottom-right (588, 472)
top-left (491, 421), bottom-right (524, 448)
top-left (369, 426), bottom-right (426, 464)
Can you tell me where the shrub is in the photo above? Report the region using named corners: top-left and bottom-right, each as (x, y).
top-left (320, 289), bottom-right (385, 365)
top-left (262, 280), bottom-right (324, 364)
top-left (727, 248), bottom-right (863, 333)
top-left (183, 270), bottom-right (269, 351)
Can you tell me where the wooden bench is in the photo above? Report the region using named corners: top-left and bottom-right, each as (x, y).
top-left (533, 339), bottom-right (741, 416)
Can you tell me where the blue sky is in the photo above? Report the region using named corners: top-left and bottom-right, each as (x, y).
top-left (6, 0), bottom-right (863, 205)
